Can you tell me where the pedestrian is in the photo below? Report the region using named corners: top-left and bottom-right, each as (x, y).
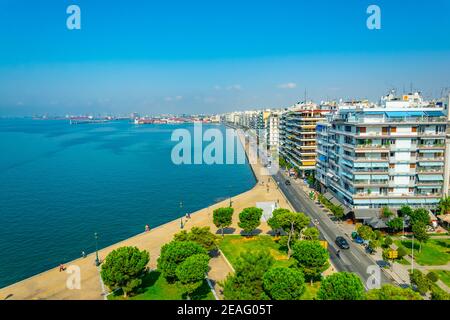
top-left (145, 224), bottom-right (150, 232)
top-left (180, 218), bottom-right (184, 229)
top-left (59, 264), bottom-right (65, 272)
top-left (336, 250), bottom-right (341, 258)
top-left (81, 251), bottom-right (86, 258)
top-left (187, 212), bottom-right (191, 219)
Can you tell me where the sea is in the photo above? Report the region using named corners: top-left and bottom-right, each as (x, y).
top-left (0, 119), bottom-right (256, 288)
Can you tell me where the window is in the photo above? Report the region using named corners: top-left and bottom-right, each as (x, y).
top-left (412, 127), bottom-right (417, 133)
top-left (389, 164), bottom-right (395, 169)
top-left (382, 127), bottom-right (388, 134)
top-left (359, 127), bottom-right (366, 133)
top-left (410, 163), bottom-right (416, 168)
top-left (391, 127), bottom-right (397, 133)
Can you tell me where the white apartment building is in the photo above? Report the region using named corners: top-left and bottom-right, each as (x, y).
top-left (316, 92), bottom-right (449, 210)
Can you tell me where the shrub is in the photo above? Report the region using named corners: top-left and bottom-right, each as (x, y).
top-left (426, 271), bottom-right (439, 283)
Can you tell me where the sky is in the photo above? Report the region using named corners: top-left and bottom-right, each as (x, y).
top-left (0, 0), bottom-right (449, 116)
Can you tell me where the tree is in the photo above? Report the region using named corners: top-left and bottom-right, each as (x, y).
top-left (303, 227), bottom-right (320, 241)
top-left (398, 205), bottom-right (413, 217)
top-left (174, 227), bottom-right (218, 252)
top-left (368, 239), bottom-right (380, 252)
top-left (100, 246), bottom-right (150, 298)
top-left (410, 270), bottom-right (431, 295)
top-left (292, 240), bottom-right (329, 281)
top-left (386, 217), bottom-right (403, 233)
top-left (438, 196), bottom-right (450, 215)
top-left (317, 272), bottom-right (365, 300)
top-left (268, 210), bottom-right (310, 257)
top-left (223, 250), bottom-right (274, 300)
top-left (381, 207), bottom-right (393, 219)
top-left (383, 236), bottom-right (393, 248)
top-left (357, 225), bottom-right (375, 241)
top-left (238, 207), bottom-right (263, 236)
top-left (426, 271), bottom-right (439, 283)
top-left (213, 207), bottom-right (234, 238)
top-left (157, 241), bottom-right (207, 281)
top-left (366, 284), bottom-right (422, 300)
top-left (409, 208), bottom-right (430, 227)
top-left (267, 208), bottom-right (291, 235)
top-left (397, 246), bottom-right (407, 259)
top-left (431, 286), bottom-right (450, 300)
top-left (412, 222), bottom-right (429, 252)
top-left (175, 254), bottom-right (210, 299)
top-left (263, 267), bottom-right (305, 300)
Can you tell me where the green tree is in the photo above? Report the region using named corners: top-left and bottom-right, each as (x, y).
top-left (409, 208), bottom-right (430, 227)
top-left (368, 239), bottom-right (380, 252)
top-left (213, 207), bottom-right (234, 238)
top-left (412, 222), bottom-right (429, 252)
top-left (397, 246), bottom-right (407, 259)
top-left (386, 217), bottom-right (403, 233)
top-left (317, 272), bottom-right (365, 300)
top-left (223, 250), bottom-right (274, 300)
top-left (357, 225), bottom-right (375, 241)
top-left (238, 207), bottom-right (263, 236)
top-left (175, 254), bottom-right (210, 299)
top-left (174, 227), bottom-right (219, 252)
top-left (292, 240), bottom-right (329, 281)
top-left (398, 205), bottom-right (413, 217)
top-left (263, 267), bottom-right (305, 300)
top-left (267, 208), bottom-right (291, 235)
top-left (157, 241), bottom-right (207, 281)
top-left (381, 207), bottom-right (393, 219)
top-left (383, 236), bottom-right (393, 248)
top-left (365, 284), bottom-right (422, 300)
top-left (100, 246), bottom-right (150, 298)
top-left (303, 227), bottom-right (320, 241)
top-left (426, 271), bottom-right (439, 283)
top-left (438, 196), bottom-right (450, 215)
top-left (431, 286), bottom-right (450, 300)
top-left (409, 270), bottom-right (431, 295)
top-left (268, 211), bottom-right (310, 257)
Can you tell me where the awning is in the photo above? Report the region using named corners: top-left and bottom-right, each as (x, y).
top-left (418, 162), bottom-right (444, 166)
top-left (385, 111), bottom-right (425, 118)
top-left (388, 199), bottom-right (409, 204)
top-left (417, 185), bottom-right (442, 189)
top-left (371, 175), bottom-right (389, 180)
top-left (354, 175), bottom-right (371, 180)
top-left (323, 192), bottom-right (351, 214)
top-left (341, 159), bottom-right (352, 167)
top-left (354, 162), bottom-right (372, 168)
top-left (418, 174), bottom-right (444, 181)
top-left (425, 198), bottom-right (439, 204)
top-left (419, 149), bottom-right (443, 153)
top-left (354, 209), bottom-right (380, 219)
top-left (424, 111), bottom-right (445, 117)
top-left (353, 199), bottom-right (372, 204)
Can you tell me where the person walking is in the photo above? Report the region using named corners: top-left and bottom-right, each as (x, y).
top-left (81, 251), bottom-right (86, 258)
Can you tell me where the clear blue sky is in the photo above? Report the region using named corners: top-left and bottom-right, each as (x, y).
top-left (0, 0), bottom-right (449, 115)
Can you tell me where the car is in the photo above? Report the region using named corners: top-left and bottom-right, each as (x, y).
top-left (354, 236), bottom-right (364, 244)
top-left (335, 236), bottom-right (350, 249)
top-left (285, 180), bottom-right (291, 185)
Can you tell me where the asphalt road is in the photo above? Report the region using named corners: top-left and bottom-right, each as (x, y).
top-left (271, 171), bottom-right (392, 289)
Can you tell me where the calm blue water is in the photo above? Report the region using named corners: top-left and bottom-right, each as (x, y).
top-left (0, 119), bottom-right (255, 288)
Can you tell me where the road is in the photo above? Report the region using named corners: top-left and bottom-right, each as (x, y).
top-left (272, 171), bottom-right (393, 289)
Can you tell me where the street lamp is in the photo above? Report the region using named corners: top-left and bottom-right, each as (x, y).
top-left (229, 185), bottom-right (232, 207)
top-left (94, 232), bottom-right (100, 266)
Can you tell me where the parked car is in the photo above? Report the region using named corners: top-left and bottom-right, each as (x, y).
top-left (335, 236), bottom-right (350, 249)
top-left (285, 180), bottom-right (291, 185)
top-left (354, 236), bottom-right (364, 244)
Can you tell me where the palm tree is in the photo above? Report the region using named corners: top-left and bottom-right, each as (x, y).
top-left (438, 196), bottom-right (450, 215)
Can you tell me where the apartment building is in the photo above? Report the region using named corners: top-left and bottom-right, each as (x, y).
top-left (316, 92), bottom-right (448, 210)
top-left (267, 112), bottom-right (282, 151)
top-left (280, 106), bottom-right (330, 177)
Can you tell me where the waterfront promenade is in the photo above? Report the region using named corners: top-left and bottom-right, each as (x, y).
top-left (0, 129), bottom-right (294, 300)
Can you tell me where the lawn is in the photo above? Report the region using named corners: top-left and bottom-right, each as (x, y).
top-left (219, 235), bottom-right (296, 269)
top-left (108, 271), bottom-right (215, 300)
top-left (436, 270), bottom-right (450, 287)
top-left (300, 282), bottom-right (320, 300)
top-left (394, 238), bottom-right (450, 266)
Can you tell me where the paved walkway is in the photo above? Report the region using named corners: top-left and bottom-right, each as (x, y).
top-left (0, 128), bottom-right (293, 300)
